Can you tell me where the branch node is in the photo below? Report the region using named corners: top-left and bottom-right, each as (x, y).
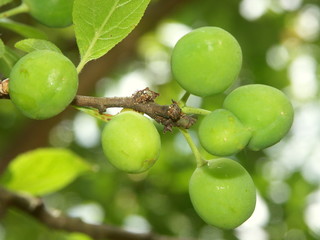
top-left (133, 87), bottom-right (159, 104)
top-left (0, 78), bottom-right (10, 98)
top-left (98, 104), bottom-right (106, 114)
top-left (168, 100), bottom-right (182, 121)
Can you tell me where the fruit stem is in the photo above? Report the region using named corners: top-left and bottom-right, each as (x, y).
top-left (181, 106), bottom-right (211, 115)
top-left (179, 128), bottom-right (207, 167)
top-left (179, 91), bottom-right (190, 106)
top-left (76, 59), bottom-right (86, 74)
top-left (0, 3), bottom-right (29, 19)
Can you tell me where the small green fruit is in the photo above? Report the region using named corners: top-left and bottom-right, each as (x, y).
top-left (171, 27), bottom-right (242, 97)
top-left (101, 111), bottom-right (161, 173)
top-left (9, 50), bottom-right (78, 120)
top-left (223, 84), bottom-right (294, 151)
top-left (23, 0), bottom-right (74, 27)
top-left (198, 109), bottom-right (252, 156)
top-left (189, 158), bottom-right (256, 229)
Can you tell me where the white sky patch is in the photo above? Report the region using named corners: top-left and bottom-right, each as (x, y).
top-left (279, 0), bottom-right (302, 11)
top-left (267, 180), bottom-right (291, 204)
top-left (146, 59), bottom-right (171, 85)
top-left (157, 22), bottom-right (192, 48)
top-left (68, 203), bottom-right (105, 224)
top-left (304, 189), bottom-right (320, 236)
top-left (239, 0), bottom-right (270, 21)
top-left (49, 120), bottom-right (74, 148)
top-left (103, 70), bottom-right (151, 115)
top-left (123, 215), bottom-right (151, 234)
top-left (266, 102), bottom-right (320, 183)
top-left (73, 113), bottom-right (100, 148)
top-left (288, 54), bottom-right (318, 100)
top-left (266, 44), bottom-right (290, 70)
top-left (174, 130), bottom-right (198, 155)
top-left (235, 193), bottom-right (269, 240)
top-left (295, 5), bottom-right (320, 41)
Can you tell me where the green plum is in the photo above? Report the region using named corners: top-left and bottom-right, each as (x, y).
top-left (171, 26), bottom-right (242, 97)
top-left (198, 109), bottom-right (252, 156)
top-left (189, 158), bottom-right (256, 229)
top-left (223, 84), bottom-right (294, 151)
top-left (23, 0), bottom-right (74, 27)
top-left (9, 50), bottom-right (78, 119)
top-left (101, 111), bottom-right (161, 173)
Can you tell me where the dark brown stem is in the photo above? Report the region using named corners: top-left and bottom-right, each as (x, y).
top-left (72, 88), bottom-right (196, 131)
top-left (0, 187), bottom-right (194, 240)
top-left (1, 83), bottom-right (195, 131)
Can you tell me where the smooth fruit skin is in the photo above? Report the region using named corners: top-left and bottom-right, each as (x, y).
top-left (23, 0), bottom-right (73, 27)
top-left (198, 109), bottom-right (252, 156)
top-left (101, 111), bottom-right (161, 173)
top-left (9, 50), bottom-right (78, 119)
top-left (171, 27), bottom-right (242, 97)
top-left (223, 84), bottom-right (294, 151)
top-left (189, 158), bottom-right (256, 229)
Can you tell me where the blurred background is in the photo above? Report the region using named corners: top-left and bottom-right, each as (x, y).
top-left (1, 0), bottom-right (320, 239)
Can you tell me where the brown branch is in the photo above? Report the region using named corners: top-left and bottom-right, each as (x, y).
top-left (0, 81), bottom-right (196, 131)
top-left (72, 88), bottom-right (196, 131)
top-left (0, 187), bottom-right (193, 240)
top-left (0, 79), bottom-right (9, 99)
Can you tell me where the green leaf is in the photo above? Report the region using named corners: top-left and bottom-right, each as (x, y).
top-left (73, 106), bottom-right (113, 122)
top-left (0, 0), bottom-right (13, 7)
top-left (67, 233), bottom-right (93, 240)
top-left (0, 45), bottom-right (20, 77)
top-left (0, 39), bottom-right (4, 57)
top-left (0, 19), bottom-right (47, 39)
top-left (73, 0), bottom-right (150, 71)
top-left (0, 148), bottom-right (91, 196)
top-left (15, 38), bottom-right (62, 53)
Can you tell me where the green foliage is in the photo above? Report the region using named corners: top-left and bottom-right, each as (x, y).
top-left (0, 0), bottom-right (13, 7)
top-left (0, 148), bottom-right (90, 195)
top-left (9, 50), bottom-right (78, 119)
top-left (189, 158), bottom-right (256, 229)
top-left (0, 45), bottom-right (20, 77)
top-left (73, 0), bottom-right (151, 70)
top-left (0, 19), bottom-right (47, 39)
top-left (0, 38), bottom-right (4, 57)
top-left (101, 111), bottom-right (161, 173)
top-left (15, 38), bottom-right (62, 53)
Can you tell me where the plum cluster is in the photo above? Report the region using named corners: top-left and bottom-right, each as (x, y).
top-left (171, 27), bottom-right (294, 229)
top-left (7, 24), bottom-right (294, 230)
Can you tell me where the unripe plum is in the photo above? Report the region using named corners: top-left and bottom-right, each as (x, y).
top-left (9, 50), bottom-right (78, 120)
top-left (198, 109), bottom-right (252, 156)
top-left (23, 0), bottom-right (74, 27)
top-left (101, 111), bottom-right (161, 173)
top-left (189, 158), bottom-right (256, 229)
top-left (171, 27), bottom-right (242, 97)
top-left (223, 84), bottom-right (294, 151)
